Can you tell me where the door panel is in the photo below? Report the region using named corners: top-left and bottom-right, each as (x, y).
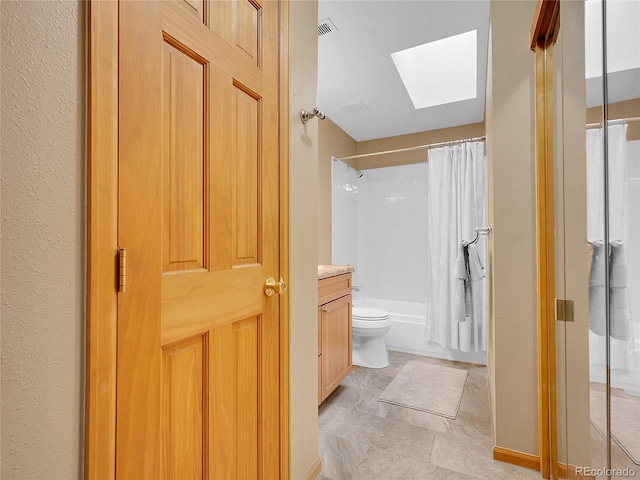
top-left (162, 336), bottom-right (206, 479)
top-left (234, 0), bottom-right (260, 64)
top-left (209, 317), bottom-right (259, 479)
top-left (162, 40), bottom-right (207, 273)
top-left (116, 0), bottom-right (281, 477)
top-left (180, 0), bottom-right (205, 23)
top-left (209, 0), bottom-right (261, 65)
top-left (232, 84), bottom-right (260, 266)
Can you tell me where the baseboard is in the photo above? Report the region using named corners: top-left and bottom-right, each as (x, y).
top-left (493, 446), bottom-right (541, 472)
top-left (493, 446), bottom-right (598, 478)
top-left (301, 457), bottom-right (322, 480)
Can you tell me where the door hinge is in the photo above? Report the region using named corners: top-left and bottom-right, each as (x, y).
top-left (555, 298), bottom-right (574, 322)
top-left (118, 248), bottom-right (127, 293)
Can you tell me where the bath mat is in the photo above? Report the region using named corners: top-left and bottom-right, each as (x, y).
top-left (590, 389), bottom-right (640, 465)
top-left (378, 361), bottom-right (468, 419)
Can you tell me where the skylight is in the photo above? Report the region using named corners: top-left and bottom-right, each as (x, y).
top-left (584, 0), bottom-right (640, 79)
top-left (391, 30), bottom-right (477, 110)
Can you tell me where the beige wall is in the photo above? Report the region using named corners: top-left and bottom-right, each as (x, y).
top-left (486, 0), bottom-right (539, 456)
top-left (1, 1), bottom-right (85, 478)
top-left (317, 119), bottom-right (357, 265)
top-left (587, 98), bottom-right (640, 141)
top-left (289, 0), bottom-right (321, 478)
top-left (356, 123), bottom-right (485, 170)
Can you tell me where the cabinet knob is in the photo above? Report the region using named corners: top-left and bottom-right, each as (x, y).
top-left (321, 307), bottom-right (328, 312)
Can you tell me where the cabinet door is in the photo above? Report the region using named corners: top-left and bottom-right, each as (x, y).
top-left (320, 294), bottom-right (352, 400)
top-left (318, 307), bottom-right (323, 405)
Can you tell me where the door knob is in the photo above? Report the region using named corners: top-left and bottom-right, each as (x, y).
top-left (276, 277), bottom-right (287, 295)
top-left (264, 277), bottom-right (287, 297)
top-left (264, 277), bottom-right (276, 297)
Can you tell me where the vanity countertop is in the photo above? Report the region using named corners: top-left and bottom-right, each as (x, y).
top-left (317, 264), bottom-right (354, 280)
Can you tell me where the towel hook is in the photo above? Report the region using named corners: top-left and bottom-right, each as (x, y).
top-left (462, 225), bottom-right (493, 246)
top-left (300, 107), bottom-right (326, 124)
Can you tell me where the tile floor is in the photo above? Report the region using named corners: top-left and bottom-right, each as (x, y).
top-left (589, 385), bottom-right (639, 478)
top-left (317, 351), bottom-right (542, 480)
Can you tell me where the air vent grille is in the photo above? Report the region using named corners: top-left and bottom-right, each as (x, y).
top-left (318, 17), bottom-right (338, 37)
top-left (318, 23), bottom-right (332, 36)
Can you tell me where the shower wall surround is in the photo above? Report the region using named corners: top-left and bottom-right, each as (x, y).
top-left (332, 160), bottom-right (428, 301)
top-left (331, 158), bottom-right (359, 287)
top-left (356, 163), bottom-right (428, 302)
top-left (332, 159), bottom-right (487, 365)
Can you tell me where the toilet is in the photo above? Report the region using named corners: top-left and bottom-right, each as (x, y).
top-left (352, 307), bottom-right (392, 368)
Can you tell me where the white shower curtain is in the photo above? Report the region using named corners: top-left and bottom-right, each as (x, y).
top-left (424, 141), bottom-right (487, 352)
top-left (587, 123), bottom-right (636, 372)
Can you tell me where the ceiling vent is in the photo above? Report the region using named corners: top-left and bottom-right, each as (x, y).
top-left (318, 17), bottom-right (338, 37)
top-left (342, 101), bottom-right (370, 114)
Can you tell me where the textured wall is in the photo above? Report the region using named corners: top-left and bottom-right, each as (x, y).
top-left (1, 1), bottom-right (85, 478)
top-left (289, 0), bottom-right (321, 478)
top-left (486, 0), bottom-right (539, 456)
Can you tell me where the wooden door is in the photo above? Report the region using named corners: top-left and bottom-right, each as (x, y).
top-left (116, 0), bottom-right (283, 478)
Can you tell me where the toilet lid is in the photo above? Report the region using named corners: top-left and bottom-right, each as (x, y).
top-left (352, 307), bottom-right (389, 321)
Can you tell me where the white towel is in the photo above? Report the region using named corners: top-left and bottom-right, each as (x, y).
top-left (588, 241), bottom-right (632, 341)
top-left (467, 244), bottom-right (485, 281)
top-left (453, 243), bottom-right (486, 323)
top-left (453, 243), bottom-right (468, 323)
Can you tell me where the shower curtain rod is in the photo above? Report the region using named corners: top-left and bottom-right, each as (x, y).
top-left (586, 116), bottom-right (640, 128)
top-left (336, 135), bottom-right (487, 162)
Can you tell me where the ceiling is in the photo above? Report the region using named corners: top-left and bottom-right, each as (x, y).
top-left (317, 0), bottom-right (490, 142)
top-left (584, 0), bottom-right (640, 108)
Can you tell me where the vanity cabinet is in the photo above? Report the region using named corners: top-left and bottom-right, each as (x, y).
top-left (318, 272), bottom-right (353, 405)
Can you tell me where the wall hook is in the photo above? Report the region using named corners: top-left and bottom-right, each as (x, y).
top-left (300, 107), bottom-right (326, 124)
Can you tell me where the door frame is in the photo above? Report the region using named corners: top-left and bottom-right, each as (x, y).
top-left (530, 1), bottom-right (560, 479)
top-left (84, 2), bottom-right (291, 477)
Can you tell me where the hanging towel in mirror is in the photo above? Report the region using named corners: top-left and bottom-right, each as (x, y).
top-left (588, 241), bottom-right (632, 341)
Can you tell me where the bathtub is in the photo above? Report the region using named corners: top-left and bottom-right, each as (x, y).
top-left (353, 296), bottom-right (488, 366)
top-left (589, 331), bottom-right (640, 395)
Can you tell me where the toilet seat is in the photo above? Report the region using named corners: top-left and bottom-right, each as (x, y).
top-left (352, 317), bottom-right (392, 329)
top-left (352, 307), bottom-right (389, 321)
